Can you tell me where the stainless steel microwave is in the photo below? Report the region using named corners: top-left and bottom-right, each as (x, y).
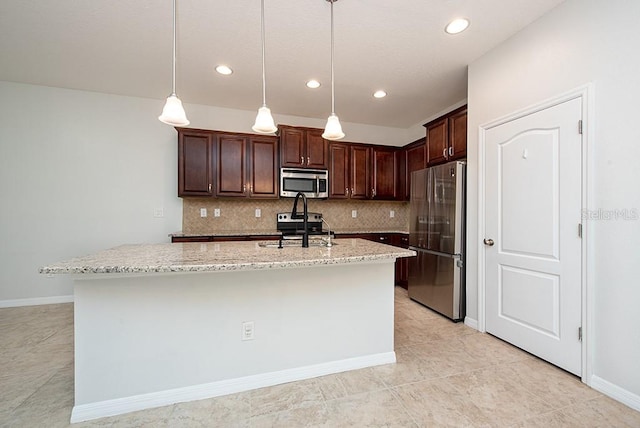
top-left (280, 168), bottom-right (329, 198)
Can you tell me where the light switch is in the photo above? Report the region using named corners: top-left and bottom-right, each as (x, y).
top-left (200, 208), bottom-right (207, 218)
top-left (214, 208), bottom-right (221, 217)
top-left (255, 208), bottom-right (261, 218)
top-left (352, 210), bottom-right (357, 218)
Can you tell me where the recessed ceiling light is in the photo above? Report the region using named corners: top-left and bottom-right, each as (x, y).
top-left (373, 90), bottom-right (387, 99)
top-left (445, 18), bottom-right (470, 35)
top-left (215, 65), bottom-right (233, 75)
top-left (306, 80), bottom-right (321, 89)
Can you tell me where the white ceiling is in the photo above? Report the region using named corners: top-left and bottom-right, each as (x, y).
top-left (0, 0), bottom-right (565, 129)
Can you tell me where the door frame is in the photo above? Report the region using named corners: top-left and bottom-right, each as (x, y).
top-left (476, 83), bottom-right (594, 384)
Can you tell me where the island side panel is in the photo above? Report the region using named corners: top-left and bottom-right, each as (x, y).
top-left (73, 260), bottom-right (395, 407)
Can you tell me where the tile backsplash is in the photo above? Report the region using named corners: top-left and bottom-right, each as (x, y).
top-left (182, 198), bottom-right (409, 234)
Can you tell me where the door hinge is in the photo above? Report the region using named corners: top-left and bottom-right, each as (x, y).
top-left (578, 326), bottom-right (583, 342)
top-left (578, 223), bottom-right (583, 238)
top-left (578, 120), bottom-right (583, 135)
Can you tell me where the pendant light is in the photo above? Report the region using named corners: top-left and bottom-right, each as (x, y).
top-left (159, 0), bottom-right (190, 126)
top-left (252, 0), bottom-right (277, 133)
top-left (322, 0), bottom-right (345, 140)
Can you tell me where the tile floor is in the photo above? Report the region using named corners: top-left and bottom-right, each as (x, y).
top-left (2, 287), bottom-right (640, 427)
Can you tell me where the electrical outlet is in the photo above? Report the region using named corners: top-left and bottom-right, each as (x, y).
top-left (242, 321), bottom-right (254, 341)
top-left (255, 208), bottom-right (261, 218)
top-left (214, 208), bottom-right (220, 217)
top-left (390, 210), bottom-right (395, 218)
top-left (352, 210), bottom-right (357, 218)
top-left (200, 208), bottom-right (207, 218)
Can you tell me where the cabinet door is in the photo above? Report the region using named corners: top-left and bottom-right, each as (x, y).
top-left (448, 108), bottom-right (467, 160)
top-left (248, 136), bottom-right (279, 198)
top-left (279, 127), bottom-right (305, 167)
top-left (426, 118), bottom-right (448, 166)
top-left (216, 134), bottom-right (247, 197)
top-left (372, 146), bottom-right (397, 200)
top-left (306, 129), bottom-right (329, 168)
top-left (178, 131), bottom-right (214, 197)
top-left (350, 145), bottom-right (371, 199)
top-left (404, 142), bottom-right (426, 200)
top-left (329, 142), bottom-right (349, 199)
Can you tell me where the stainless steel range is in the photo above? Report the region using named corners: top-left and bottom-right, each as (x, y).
top-left (276, 212), bottom-right (324, 234)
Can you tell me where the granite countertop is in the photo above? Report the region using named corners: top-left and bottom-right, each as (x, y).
top-left (170, 229), bottom-right (409, 238)
top-left (40, 239), bottom-right (416, 275)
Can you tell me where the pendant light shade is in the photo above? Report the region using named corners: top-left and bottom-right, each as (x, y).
top-left (159, 94), bottom-right (189, 126)
top-left (322, 0), bottom-right (345, 141)
top-left (252, 0), bottom-right (277, 134)
top-left (159, 0), bottom-right (189, 126)
top-left (322, 113), bottom-right (345, 140)
top-left (253, 106), bottom-right (277, 133)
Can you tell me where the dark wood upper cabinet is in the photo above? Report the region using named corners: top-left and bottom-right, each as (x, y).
top-left (178, 129), bottom-right (215, 197)
top-left (350, 144), bottom-right (371, 199)
top-left (400, 138), bottom-right (426, 200)
top-left (424, 105), bottom-right (467, 166)
top-left (328, 142), bottom-right (371, 199)
top-left (330, 142), bottom-right (400, 200)
top-left (216, 133), bottom-right (278, 199)
top-left (216, 134), bottom-right (247, 197)
top-left (448, 108), bottom-right (468, 160)
top-left (248, 136), bottom-right (279, 198)
top-left (371, 146), bottom-right (398, 200)
top-left (279, 125), bottom-right (328, 169)
top-left (177, 128), bottom-right (277, 199)
top-left (328, 142), bottom-right (350, 199)
top-left (305, 129), bottom-right (329, 168)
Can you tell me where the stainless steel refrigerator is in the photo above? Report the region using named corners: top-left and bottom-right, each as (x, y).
top-left (408, 161), bottom-right (466, 321)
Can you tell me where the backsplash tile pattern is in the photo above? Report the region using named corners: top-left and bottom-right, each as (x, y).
top-left (183, 198), bottom-right (409, 234)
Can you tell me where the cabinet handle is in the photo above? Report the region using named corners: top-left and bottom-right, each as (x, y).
top-left (301, 156), bottom-right (304, 165)
top-left (443, 147), bottom-right (448, 159)
top-left (351, 187), bottom-right (355, 196)
top-left (449, 146), bottom-right (453, 157)
top-left (243, 184), bottom-right (246, 193)
top-left (307, 157), bottom-right (310, 165)
top-left (345, 187), bottom-right (349, 196)
top-left (372, 188), bottom-right (376, 197)
top-left (208, 183), bottom-right (212, 193)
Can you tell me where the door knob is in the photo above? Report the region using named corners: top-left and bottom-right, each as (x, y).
top-left (483, 238), bottom-right (495, 246)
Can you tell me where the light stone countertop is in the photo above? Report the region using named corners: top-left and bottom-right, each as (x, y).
top-left (40, 239), bottom-right (416, 275)
top-left (169, 229), bottom-right (409, 238)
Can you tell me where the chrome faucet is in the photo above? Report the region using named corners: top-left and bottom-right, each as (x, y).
top-left (321, 217), bottom-right (333, 247)
top-left (291, 192), bottom-right (309, 248)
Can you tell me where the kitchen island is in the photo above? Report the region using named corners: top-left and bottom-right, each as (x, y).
top-left (40, 239), bottom-right (415, 422)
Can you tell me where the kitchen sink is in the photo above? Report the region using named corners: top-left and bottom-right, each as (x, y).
top-left (257, 239), bottom-right (335, 248)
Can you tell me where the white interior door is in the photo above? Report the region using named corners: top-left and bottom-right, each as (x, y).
top-left (484, 98), bottom-right (583, 375)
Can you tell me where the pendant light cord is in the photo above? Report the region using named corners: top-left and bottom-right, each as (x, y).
top-left (171, 0), bottom-right (177, 96)
top-left (330, 0), bottom-right (335, 115)
top-left (260, 0), bottom-right (267, 106)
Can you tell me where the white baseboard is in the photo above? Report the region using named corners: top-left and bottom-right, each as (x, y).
top-left (70, 351), bottom-right (396, 423)
top-left (591, 375), bottom-right (640, 412)
top-left (464, 316), bottom-right (478, 330)
top-left (0, 295), bottom-right (74, 308)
